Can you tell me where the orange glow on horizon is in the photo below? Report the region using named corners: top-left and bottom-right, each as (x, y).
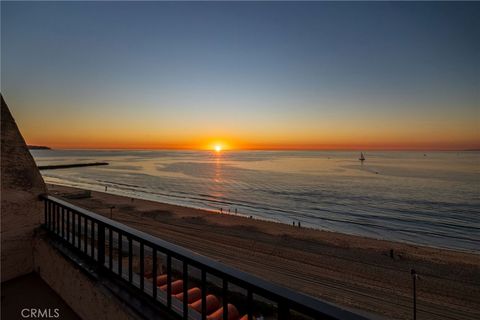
top-left (204, 140), bottom-right (233, 151)
top-left (17, 102), bottom-right (479, 152)
top-left (20, 122), bottom-right (479, 151)
top-left (25, 138), bottom-right (480, 151)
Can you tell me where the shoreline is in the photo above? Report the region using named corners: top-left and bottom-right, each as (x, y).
top-left (48, 181), bottom-right (477, 255)
top-left (47, 183), bottom-right (480, 319)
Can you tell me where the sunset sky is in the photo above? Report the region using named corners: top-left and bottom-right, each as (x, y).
top-left (1, 2), bottom-right (479, 150)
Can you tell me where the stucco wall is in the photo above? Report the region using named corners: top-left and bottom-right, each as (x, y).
top-left (1, 95), bottom-right (47, 282)
top-left (33, 236), bottom-right (141, 320)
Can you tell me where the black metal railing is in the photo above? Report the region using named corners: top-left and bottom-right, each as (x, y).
top-left (41, 194), bottom-right (369, 320)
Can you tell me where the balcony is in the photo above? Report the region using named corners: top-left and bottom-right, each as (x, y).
top-left (41, 194), bottom-right (367, 320)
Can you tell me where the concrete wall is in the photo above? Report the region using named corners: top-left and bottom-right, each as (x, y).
top-left (0, 96), bottom-right (145, 319)
top-left (1, 95), bottom-right (47, 282)
top-left (33, 236), bottom-right (141, 320)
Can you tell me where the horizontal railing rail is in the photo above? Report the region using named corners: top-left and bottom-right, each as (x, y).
top-left (41, 194), bottom-right (369, 320)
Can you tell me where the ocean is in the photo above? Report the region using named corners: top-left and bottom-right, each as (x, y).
top-left (31, 149), bottom-right (480, 252)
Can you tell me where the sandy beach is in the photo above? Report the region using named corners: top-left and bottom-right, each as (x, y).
top-left (47, 184), bottom-right (480, 320)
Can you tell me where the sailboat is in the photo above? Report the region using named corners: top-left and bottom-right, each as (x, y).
top-left (359, 152), bottom-right (365, 162)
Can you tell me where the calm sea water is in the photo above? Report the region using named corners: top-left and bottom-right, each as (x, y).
top-left (31, 150), bottom-right (480, 252)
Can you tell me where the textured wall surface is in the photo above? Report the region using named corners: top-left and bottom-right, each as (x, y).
top-left (1, 96), bottom-right (149, 318)
top-left (1, 95), bottom-right (47, 282)
top-left (33, 236), bottom-right (140, 320)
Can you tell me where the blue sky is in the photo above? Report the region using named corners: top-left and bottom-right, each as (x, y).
top-left (1, 1), bottom-right (479, 149)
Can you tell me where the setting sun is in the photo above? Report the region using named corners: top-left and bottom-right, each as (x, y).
top-left (2, 3), bottom-right (478, 318)
top-left (205, 141), bottom-right (231, 151)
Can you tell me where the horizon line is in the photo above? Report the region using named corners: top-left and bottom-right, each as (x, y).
top-left (28, 146), bottom-right (480, 152)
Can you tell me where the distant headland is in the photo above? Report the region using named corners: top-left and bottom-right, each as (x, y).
top-left (28, 145), bottom-right (51, 150)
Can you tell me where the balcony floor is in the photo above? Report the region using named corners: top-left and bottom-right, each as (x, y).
top-left (1, 272), bottom-right (80, 320)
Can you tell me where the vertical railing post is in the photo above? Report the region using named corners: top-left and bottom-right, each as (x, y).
top-left (109, 230), bottom-right (113, 270)
top-left (49, 201), bottom-right (53, 230)
top-left (72, 212), bottom-right (76, 246)
top-left (61, 207), bottom-right (65, 238)
top-left (152, 249), bottom-right (157, 299)
top-left (46, 200), bottom-right (50, 229)
top-left (66, 209), bottom-right (70, 242)
top-left (411, 269), bottom-right (417, 320)
top-left (247, 289), bottom-right (253, 320)
top-left (77, 214), bottom-right (81, 248)
top-left (84, 217), bottom-right (88, 253)
top-left (167, 255), bottom-right (172, 308)
top-left (43, 198), bottom-right (47, 227)
top-left (52, 202), bottom-right (56, 233)
top-left (223, 279), bottom-right (228, 320)
top-left (97, 223), bottom-right (105, 268)
top-left (118, 233), bottom-right (123, 276)
top-left (201, 269), bottom-right (207, 320)
top-left (140, 243), bottom-right (145, 291)
top-left (128, 238), bottom-right (133, 283)
top-left (91, 221), bottom-right (95, 258)
top-left (183, 262), bottom-right (188, 319)
top-left (56, 204), bottom-right (60, 234)
top-left (278, 300), bottom-right (290, 320)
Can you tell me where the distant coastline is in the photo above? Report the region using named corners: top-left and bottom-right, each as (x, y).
top-left (28, 145), bottom-right (51, 150)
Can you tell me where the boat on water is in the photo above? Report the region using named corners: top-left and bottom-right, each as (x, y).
top-left (359, 152), bottom-right (365, 162)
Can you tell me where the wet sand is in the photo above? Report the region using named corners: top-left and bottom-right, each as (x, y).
top-left (47, 184), bottom-right (480, 320)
